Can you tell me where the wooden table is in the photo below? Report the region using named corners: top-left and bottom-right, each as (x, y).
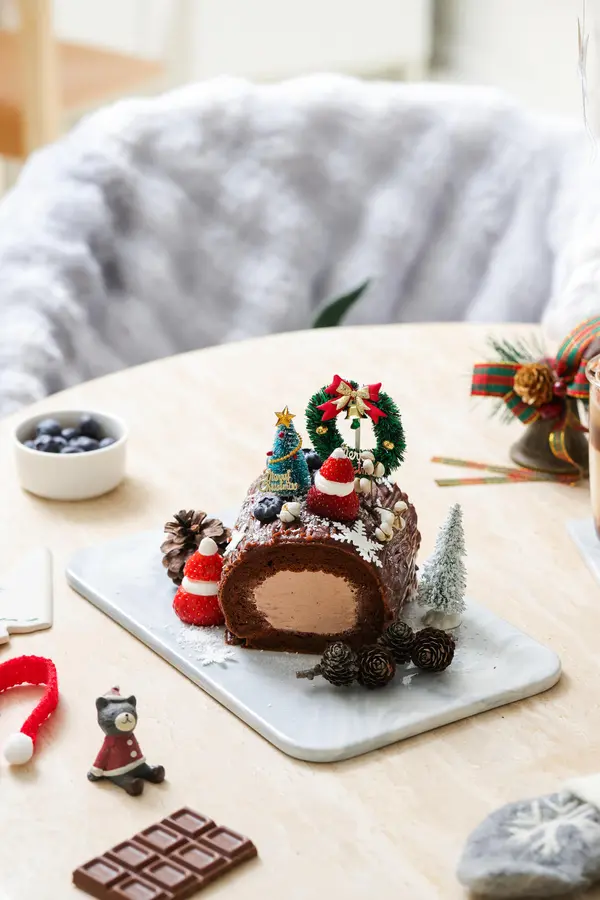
top-left (1, 323), bottom-right (598, 899)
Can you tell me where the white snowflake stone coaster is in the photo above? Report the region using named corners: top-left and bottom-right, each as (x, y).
top-left (457, 789), bottom-right (600, 897)
top-left (0, 547), bottom-right (53, 645)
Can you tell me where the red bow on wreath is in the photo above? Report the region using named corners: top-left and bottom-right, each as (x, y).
top-left (317, 375), bottom-right (387, 424)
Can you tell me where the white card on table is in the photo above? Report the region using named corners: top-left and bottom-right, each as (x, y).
top-left (0, 547), bottom-right (53, 644)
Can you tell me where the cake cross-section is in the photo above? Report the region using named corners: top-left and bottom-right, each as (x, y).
top-left (219, 480), bottom-right (420, 654)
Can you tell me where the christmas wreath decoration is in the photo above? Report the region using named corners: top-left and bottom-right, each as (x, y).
top-left (306, 375), bottom-right (406, 475)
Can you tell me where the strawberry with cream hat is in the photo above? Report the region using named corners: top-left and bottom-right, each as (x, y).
top-left (306, 447), bottom-right (359, 523)
top-left (173, 537), bottom-right (225, 626)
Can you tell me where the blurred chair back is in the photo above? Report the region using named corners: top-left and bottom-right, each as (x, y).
top-left (0, 76), bottom-right (591, 416)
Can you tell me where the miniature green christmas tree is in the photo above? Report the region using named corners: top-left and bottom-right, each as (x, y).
top-left (261, 407), bottom-right (311, 496)
top-left (418, 503), bottom-right (467, 630)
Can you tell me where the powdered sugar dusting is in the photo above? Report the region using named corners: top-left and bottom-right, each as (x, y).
top-left (166, 624), bottom-right (237, 666)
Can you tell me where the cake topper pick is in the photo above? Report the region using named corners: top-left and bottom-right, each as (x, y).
top-left (306, 375), bottom-right (406, 476)
top-left (261, 407), bottom-right (311, 496)
top-left (274, 406), bottom-right (295, 427)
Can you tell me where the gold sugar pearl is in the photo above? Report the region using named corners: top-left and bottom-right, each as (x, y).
top-left (316, 426), bottom-right (328, 435)
top-left (383, 440), bottom-right (394, 450)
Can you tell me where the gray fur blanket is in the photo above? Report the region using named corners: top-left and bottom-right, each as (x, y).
top-left (0, 75), bottom-right (595, 415)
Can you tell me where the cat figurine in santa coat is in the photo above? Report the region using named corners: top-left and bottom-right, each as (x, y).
top-left (87, 687), bottom-right (165, 796)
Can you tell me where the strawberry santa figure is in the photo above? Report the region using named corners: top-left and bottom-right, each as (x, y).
top-left (306, 447), bottom-right (359, 523)
top-left (173, 537), bottom-right (225, 626)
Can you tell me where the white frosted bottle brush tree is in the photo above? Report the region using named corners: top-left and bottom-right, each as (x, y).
top-left (418, 503), bottom-right (467, 630)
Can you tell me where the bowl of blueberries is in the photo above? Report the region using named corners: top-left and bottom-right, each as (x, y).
top-left (14, 410), bottom-right (127, 500)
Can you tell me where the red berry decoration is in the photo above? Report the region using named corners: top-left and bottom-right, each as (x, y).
top-left (553, 379), bottom-right (567, 397)
top-left (356, 644), bottom-right (396, 689)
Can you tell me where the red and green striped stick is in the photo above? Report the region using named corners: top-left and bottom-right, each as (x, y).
top-left (432, 457), bottom-right (577, 487)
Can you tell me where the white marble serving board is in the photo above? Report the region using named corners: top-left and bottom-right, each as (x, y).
top-left (567, 518), bottom-right (600, 583)
top-left (66, 530), bottom-right (561, 763)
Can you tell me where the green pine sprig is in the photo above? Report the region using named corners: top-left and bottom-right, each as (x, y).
top-left (486, 334), bottom-right (546, 365)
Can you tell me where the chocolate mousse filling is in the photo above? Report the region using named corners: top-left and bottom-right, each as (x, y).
top-left (219, 479), bottom-right (420, 654)
top-left (253, 569), bottom-right (358, 634)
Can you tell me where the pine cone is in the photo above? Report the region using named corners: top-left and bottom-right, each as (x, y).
top-left (296, 642), bottom-right (358, 686)
top-left (161, 510), bottom-right (231, 585)
top-left (379, 621), bottom-right (414, 664)
top-left (356, 645), bottom-right (396, 689)
top-left (513, 363), bottom-right (554, 407)
top-left (411, 627), bottom-right (455, 672)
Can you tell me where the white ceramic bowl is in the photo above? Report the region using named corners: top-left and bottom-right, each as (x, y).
top-left (14, 409), bottom-right (128, 501)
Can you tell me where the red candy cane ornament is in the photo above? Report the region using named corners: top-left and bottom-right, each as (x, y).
top-left (0, 655), bottom-right (59, 765)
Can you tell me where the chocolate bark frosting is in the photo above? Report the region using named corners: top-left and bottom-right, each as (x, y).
top-left (219, 479), bottom-right (420, 653)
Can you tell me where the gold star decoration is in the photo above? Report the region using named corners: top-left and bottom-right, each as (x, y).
top-left (275, 406), bottom-right (295, 427)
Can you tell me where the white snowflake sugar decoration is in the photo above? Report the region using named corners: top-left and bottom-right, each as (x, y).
top-left (506, 795), bottom-right (600, 858)
top-left (331, 520), bottom-right (383, 567)
top-left (166, 624), bottom-right (237, 667)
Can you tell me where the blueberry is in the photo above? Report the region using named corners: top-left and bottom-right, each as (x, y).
top-left (61, 427), bottom-right (80, 441)
top-left (79, 415), bottom-right (103, 441)
top-left (23, 439), bottom-right (36, 449)
top-left (71, 436), bottom-right (99, 452)
top-left (302, 448), bottom-right (322, 472)
top-left (36, 418), bottom-right (62, 437)
top-left (253, 495), bottom-right (284, 523)
top-left (60, 445), bottom-right (85, 454)
top-left (98, 436), bottom-right (116, 448)
top-left (35, 434), bottom-right (63, 453)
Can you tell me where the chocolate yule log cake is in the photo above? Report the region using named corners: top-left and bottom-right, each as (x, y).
top-left (219, 475), bottom-right (420, 653)
top-left (166, 378), bottom-right (422, 654)
top-left (216, 382), bottom-right (421, 654)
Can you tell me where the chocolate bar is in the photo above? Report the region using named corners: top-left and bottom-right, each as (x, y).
top-left (73, 808), bottom-right (257, 899)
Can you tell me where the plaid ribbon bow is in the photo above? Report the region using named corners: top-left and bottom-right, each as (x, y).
top-left (471, 316), bottom-right (600, 472)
